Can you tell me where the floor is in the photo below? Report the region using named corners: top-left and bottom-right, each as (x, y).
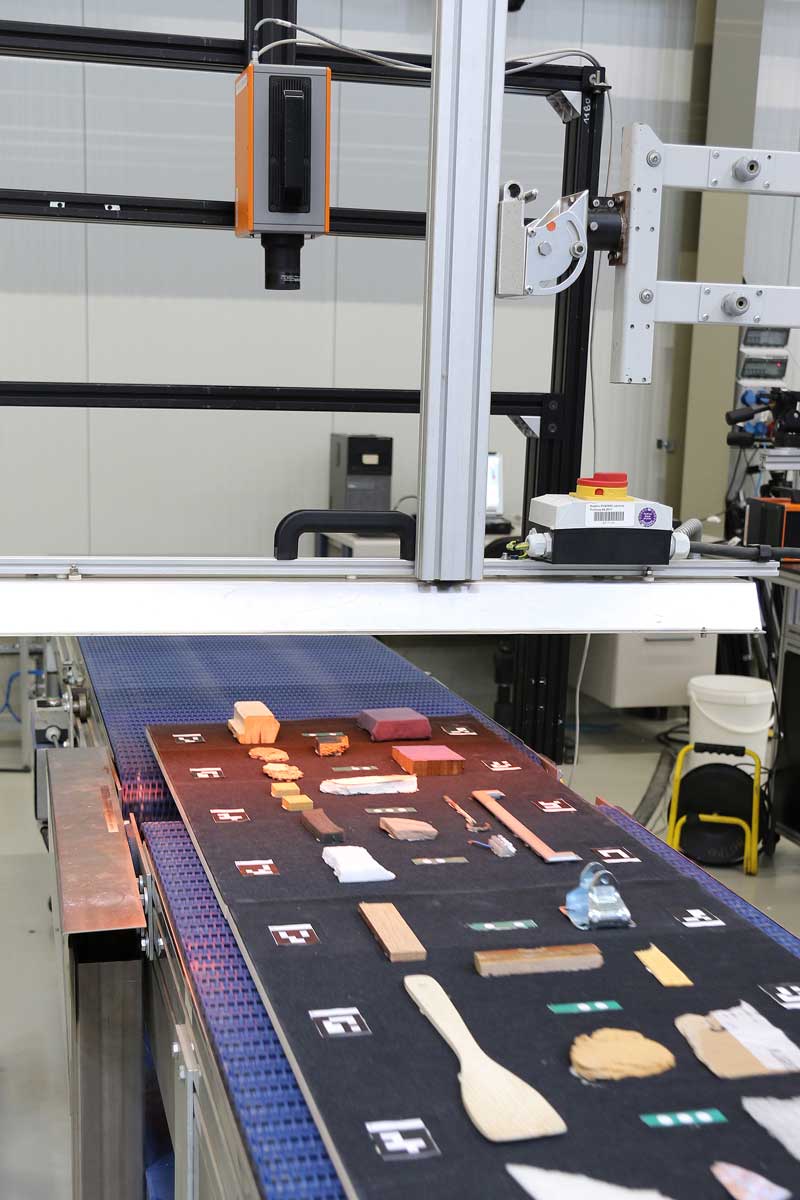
top-left (1, 677), bottom-right (799, 1200)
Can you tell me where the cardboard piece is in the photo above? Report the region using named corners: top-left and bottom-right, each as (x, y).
top-left (506, 1164), bottom-right (677, 1200)
top-left (300, 808), bottom-right (344, 844)
top-left (248, 746), bottom-right (289, 763)
top-left (281, 794), bottom-right (314, 812)
top-left (570, 1029), bottom-right (676, 1081)
top-left (675, 1000), bottom-right (800, 1079)
top-left (710, 1161), bottom-right (791, 1200)
top-left (741, 1096), bottom-right (800, 1163)
top-left (228, 700), bottom-right (280, 745)
top-left (320, 774), bottom-right (417, 796)
top-left (356, 707), bottom-right (432, 741)
top-left (379, 817), bottom-right (438, 841)
top-left (634, 944), bottom-right (693, 988)
top-left (392, 744), bottom-right (465, 777)
top-left (475, 944), bottom-right (603, 978)
top-left (405, 974), bottom-right (566, 1142)
top-left (359, 901), bottom-right (427, 962)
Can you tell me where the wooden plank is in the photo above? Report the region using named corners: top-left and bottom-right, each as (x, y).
top-left (379, 816), bottom-right (438, 841)
top-left (392, 744), bottom-right (465, 777)
top-left (634, 943), bottom-right (693, 988)
top-left (474, 944), bottom-right (603, 977)
top-left (471, 789), bottom-right (580, 863)
top-left (359, 901), bottom-right (427, 962)
top-left (300, 807), bottom-right (344, 844)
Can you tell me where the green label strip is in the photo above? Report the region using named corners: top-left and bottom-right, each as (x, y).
top-left (548, 1000), bottom-right (621, 1014)
top-left (640, 1109), bottom-right (726, 1129)
top-left (468, 919), bottom-right (538, 932)
top-left (331, 764), bottom-right (377, 772)
top-left (301, 731), bottom-right (344, 737)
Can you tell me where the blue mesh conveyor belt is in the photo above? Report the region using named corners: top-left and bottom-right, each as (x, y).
top-left (80, 635), bottom-right (527, 822)
top-left (82, 636), bottom-right (800, 1200)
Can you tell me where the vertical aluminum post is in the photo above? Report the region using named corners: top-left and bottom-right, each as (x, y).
top-left (417, 0), bottom-right (508, 583)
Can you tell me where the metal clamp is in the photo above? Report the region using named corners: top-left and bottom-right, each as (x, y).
top-left (564, 861), bottom-right (634, 930)
top-left (496, 184), bottom-right (588, 297)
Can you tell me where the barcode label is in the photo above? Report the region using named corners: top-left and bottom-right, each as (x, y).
top-left (587, 504), bottom-right (633, 527)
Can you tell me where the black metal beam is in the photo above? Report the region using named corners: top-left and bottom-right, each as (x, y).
top-left (0, 381), bottom-right (553, 416)
top-left (0, 19), bottom-right (591, 94)
top-left (0, 188), bottom-right (426, 239)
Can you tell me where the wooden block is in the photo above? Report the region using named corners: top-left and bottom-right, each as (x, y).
top-left (248, 746), bottom-right (289, 763)
top-left (392, 744), bottom-right (465, 777)
top-left (281, 794), bottom-right (314, 812)
top-left (227, 700), bottom-right (280, 745)
top-left (474, 944), bottom-right (603, 978)
top-left (271, 780), bottom-right (300, 799)
top-left (356, 707), bottom-right (432, 742)
top-left (263, 763), bottom-right (303, 782)
top-left (300, 808), bottom-right (344, 844)
top-left (379, 817), bottom-right (438, 841)
top-left (359, 901), bottom-right (427, 962)
top-left (315, 733), bottom-right (350, 757)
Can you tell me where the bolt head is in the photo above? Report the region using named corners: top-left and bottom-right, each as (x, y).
top-left (753, 315), bottom-right (762, 323)
top-left (646, 150), bottom-right (661, 167)
top-left (763, 181), bottom-right (771, 189)
top-left (589, 220), bottom-right (599, 231)
top-left (592, 198), bottom-right (600, 208)
top-left (525, 286), bottom-right (534, 295)
top-left (712, 150), bottom-right (720, 159)
top-left (711, 178), bottom-right (718, 186)
top-left (703, 287), bottom-right (711, 295)
top-left (639, 288), bottom-right (654, 304)
top-left (756, 289), bottom-right (763, 297)
top-left (171, 1042), bottom-right (180, 1058)
top-left (701, 313), bottom-right (709, 321)
top-left (537, 241), bottom-right (552, 256)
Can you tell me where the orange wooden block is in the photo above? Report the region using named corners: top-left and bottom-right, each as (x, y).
top-left (281, 794), bottom-right (314, 812)
top-left (392, 744), bottom-right (465, 777)
top-left (315, 734), bottom-right (350, 757)
top-left (228, 701), bottom-right (280, 745)
top-left (271, 781), bottom-right (300, 799)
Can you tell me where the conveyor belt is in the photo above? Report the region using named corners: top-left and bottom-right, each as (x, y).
top-left (83, 635), bottom-right (800, 1200)
top-left (80, 635), bottom-right (530, 821)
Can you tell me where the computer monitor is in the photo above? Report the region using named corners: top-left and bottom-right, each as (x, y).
top-left (486, 451), bottom-right (503, 515)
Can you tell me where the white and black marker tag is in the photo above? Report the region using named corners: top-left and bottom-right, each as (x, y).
top-left (309, 1006), bottom-right (371, 1038)
top-left (482, 759), bottom-right (521, 773)
top-left (366, 1119), bottom-right (440, 1162)
top-left (211, 807), bottom-right (249, 823)
top-left (172, 732), bottom-right (205, 744)
top-left (441, 722), bottom-right (477, 736)
top-left (593, 846), bottom-right (641, 864)
top-left (190, 766), bottom-right (224, 779)
top-left (269, 922), bottom-right (319, 947)
top-left (672, 906), bottom-right (725, 929)
top-left (534, 797), bottom-right (576, 813)
top-left (236, 858), bottom-right (277, 876)
top-left (760, 983), bottom-right (800, 1011)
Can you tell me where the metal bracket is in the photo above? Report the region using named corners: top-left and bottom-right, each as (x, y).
top-left (496, 184), bottom-right (588, 297)
top-left (172, 1023), bottom-right (200, 1200)
top-left (564, 861), bottom-right (634, 930)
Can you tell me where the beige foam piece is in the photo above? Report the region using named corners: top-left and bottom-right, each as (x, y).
top-left (405, 975), bottom-right (566, 1142)
top-left (281, 794), bottom-right (313, 812)
top-left (634, 944), bottom-right (693, 987)
top-left (379, 817), bottom-right (438, 841)
top-left (271, 781), bottom-right (300, 798)
top-left (570, 1028), bottom-right (675, 1081)
top-left (248, 746), bottom-right (289, 763)
top-left (263, 763), bottom-right (303, 782)
top-left (227, 700), bottom-right (280, 745)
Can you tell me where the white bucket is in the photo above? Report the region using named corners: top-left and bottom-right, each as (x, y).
top-left (687, 674), bottom-right (774, 772)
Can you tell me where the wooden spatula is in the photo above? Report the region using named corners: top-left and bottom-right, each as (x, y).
top-left (404, 975), bottom-right (566, 1142)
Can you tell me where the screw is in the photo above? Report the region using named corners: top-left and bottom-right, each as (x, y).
top-left (712, 150), bottom-right (720, 159)
top-left (172, 1042), bottom-right (180, 1058)
top-left (592, 198), bottom-right (600, 208)
top-left (548, 399), bottom-right (558, 411)
top-left (589, 220), bottom-right (599, 231)
top-left (711, 178), bottom-right (718, 186)
top-left (756, 289), bottom-right (763, 297)
top-left (646, 150), bottom-right (661, 167)
top-left (703, 287), bottom-right (711, 295)
top-left (547, 422), bottom-right (558, 434)
top-left (537, 241), bottom-right (552, 256)
top-left (526, 226), bottom-right (535, 236)
top-left (570, 241), bottom-right (586, 259)
top-left (753, 315), bottom-right (762, 323)
top-left (607, 199), bottom-right (614, 208)
top-left (140, 936), bottom-right (149, 954)
top-left (701, 313), bottom-right (709, 321)
top-left (639, 288), bottom-right (654, 304)
top-left (156, 936), bottom-right (165, 957)
top-left (525, 286), bottom-right (534, 294)
top-left (763, 181), bottom-right (771, 189)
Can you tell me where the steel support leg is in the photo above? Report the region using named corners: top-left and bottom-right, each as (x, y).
top-left (416, 0), bottom-right (508, 583)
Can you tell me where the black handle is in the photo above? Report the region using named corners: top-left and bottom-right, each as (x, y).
top-left (274, 509), bottom-right (416, 560)
top-left (725, 401), bottom-right (771, 426)
top-left (693, 741), bottom-right (747, 757)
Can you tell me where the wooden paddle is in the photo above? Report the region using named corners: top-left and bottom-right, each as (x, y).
top-left (404, 975), bottom-right (567, 1142)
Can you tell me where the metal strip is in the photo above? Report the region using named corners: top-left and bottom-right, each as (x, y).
top-left (417, 0), bottom-right (508, 583)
